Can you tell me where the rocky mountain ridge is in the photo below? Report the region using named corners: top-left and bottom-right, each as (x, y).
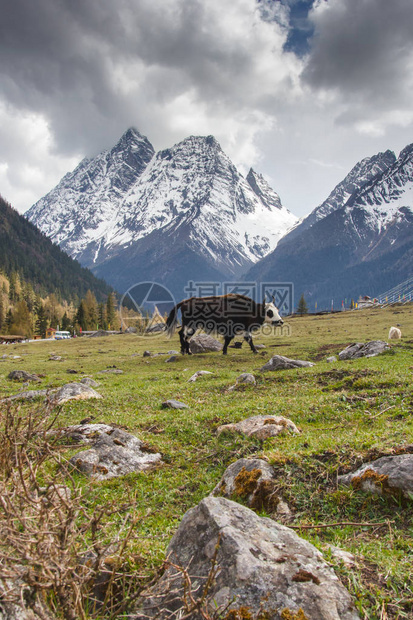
top-left (287, 149), bottom-right (397, 240)
top-left (26, 129), bottom-right (297, 296)
top-left (245, 142), bottom-right (413, 309)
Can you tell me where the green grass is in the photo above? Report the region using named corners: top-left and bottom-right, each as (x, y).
top-left (1, 304), bottom-right (413, 618)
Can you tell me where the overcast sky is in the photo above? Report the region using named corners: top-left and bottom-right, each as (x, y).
top-left (1, 0), bottom-right (413, 217)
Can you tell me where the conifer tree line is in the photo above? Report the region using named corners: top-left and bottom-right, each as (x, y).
top-left (0, 269), bottom-right (120, 338)
top-left (0, 194), bottom-right (113, 302)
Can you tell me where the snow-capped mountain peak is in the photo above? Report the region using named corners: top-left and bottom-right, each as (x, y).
top-left (246, 168), bottom-right (283, 212)
top-left (245, 140), bottom-right (413, 310)
top-left (26, 129), bottom-right (297, 294)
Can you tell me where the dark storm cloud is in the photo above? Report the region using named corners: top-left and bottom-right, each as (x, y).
top-left (304, 0), bottom-right (413, 112)
top-left (0, 0), bottom-right (293, 158)
top-left (2, 0), bottom-right (412, 216)
top-left (0, 0), bottom-right (138, 153)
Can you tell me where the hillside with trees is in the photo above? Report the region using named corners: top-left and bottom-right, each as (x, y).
top-left (0, 269), bottom-right (120, 338)
top-left (0, 195), bottom-right (113, 302)
top-left (0, 194), bottom-right (122, 337)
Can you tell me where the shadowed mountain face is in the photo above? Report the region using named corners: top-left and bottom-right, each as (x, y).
top-left (245, 144), bottom-right (413, 310)
top-left (26, 129), bottom-right (297, 300)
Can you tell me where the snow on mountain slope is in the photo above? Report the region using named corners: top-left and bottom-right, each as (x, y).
top-left (26, 128), bottom-right (155, 263)
top-left (346, 143), bottom-right (413, 232)
top-left (118, 135), bottom-right (296, 272)
top-left (284, 149), bottom-right (396, 242)
top-left (26, 130), bottom-right (297, 278)
top-left (245, 142), bottom-right (413, 309)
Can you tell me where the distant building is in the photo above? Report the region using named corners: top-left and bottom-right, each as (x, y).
top-left (0, 335), bottom-right (25, 344)
top-left (46, 327), bottom-right (56, 339)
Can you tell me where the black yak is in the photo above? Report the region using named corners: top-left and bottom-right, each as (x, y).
top-left (166, 293), bottom-right (283, 355)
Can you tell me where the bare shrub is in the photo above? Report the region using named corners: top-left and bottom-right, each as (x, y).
top-left (0, 401), bottom-right (147, 619)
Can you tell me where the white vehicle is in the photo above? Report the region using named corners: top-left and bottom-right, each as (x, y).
top-left (55, 331), bottom-right (71, 340)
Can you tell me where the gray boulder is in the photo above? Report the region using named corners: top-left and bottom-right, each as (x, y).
top-left (189, 334), bottom-right (223, 354)
top-left (69, 427), bottom-right (162, 480)
top-left (324, 544), bottom-right (359, 569)
top-left (2, 382), bottom-right (102, 405)
top-left (236, 372), bottom-right (256, 384)
top-left (57, 423), bottom-right (114, 444)
top-left (7, 370), bottom-right (40, 382)
top-left (145, 323), bottom-right (165, 333)
top-left (165, 356), bottom-right (178, 363)
top-left (227, 373), bottom-right (257, 392)
top-left (188, 370), bottom-right (213, 382)
top-left (2, 389), bottom-right (49, 402)
top-left (212, 458), bottom-right (291, 517)
top-left (87, 329), bottom-right (111, 337)
top-left (98, 368), bottom-right (123, 374)
top-left (260, 355), bottom-right (315, 371)
top-left (133, 497), bottom-right (359, 620)
top-left (53, 382), bottom-right (102, 404)
top-left (162, 399), bottom-right (188, 410)
top-left (327, 356), bottom-right (337, 363)
top-left (217, 414), bottom-right (300, 440)
top-left (338, 454), bottom-right (413, 498)
top-left (80, 377), bottom-right (99, 387)
top-left (0, 579), bottom-right (56, 619)
top-left (338, 341), bottom-right (390, 360)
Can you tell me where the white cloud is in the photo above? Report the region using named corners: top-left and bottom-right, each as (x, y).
top-left (0, 0), bottom-right (413, 217)
top-left (0, 103), bottom-right (80, 210)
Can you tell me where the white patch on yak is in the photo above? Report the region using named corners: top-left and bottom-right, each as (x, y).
top-left (263, 302), bottom-right (283, 325)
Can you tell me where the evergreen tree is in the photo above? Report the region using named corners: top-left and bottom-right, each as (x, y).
top-left (75, 300), bottom-right (88, 332)
top-left (61, 312), bottom-right (72, 331)
top-left (98, 303), bottom-right (107, 330)
top-left (10, 300), bottom-right (32, 337)
top-left (0, 295), bottom-right (4, 332)
top-left (22, 281), bottom-right (36, 312)
top-left (8, 272), bottom-right (21, 303)
top-left (297, 293), bottom-right (308, 316)
top-left (84, 290), bottom-right (98, 330)
top-left (4, 309), bottom-right (13, 333)
top-left (35, 304), bottom-right (48, 338)
top-left (106, 292), bottom-right (117, 329)
top-left (45, 293), bottom-right (60, 328)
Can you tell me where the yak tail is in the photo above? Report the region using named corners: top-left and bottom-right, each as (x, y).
top-left (165, 302), bottom-right (183, 337)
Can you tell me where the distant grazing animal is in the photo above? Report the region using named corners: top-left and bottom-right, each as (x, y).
top-left (165, 294), bottom-right (283, 355)
top-left (389, 326), bottom-right (402, 340)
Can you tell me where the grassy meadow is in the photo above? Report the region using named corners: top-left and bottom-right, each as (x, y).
top-left (1, 304), bottom-right (413, 618)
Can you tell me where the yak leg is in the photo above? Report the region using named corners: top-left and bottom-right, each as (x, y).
top-left (223, 335), bottom-right (233, 355)
top-left (180, 325), bottom-right (194, 355)
top-left (244, 332), bottom-right (257, 354)
top-left (178, 328), bottom-right (187, 355)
